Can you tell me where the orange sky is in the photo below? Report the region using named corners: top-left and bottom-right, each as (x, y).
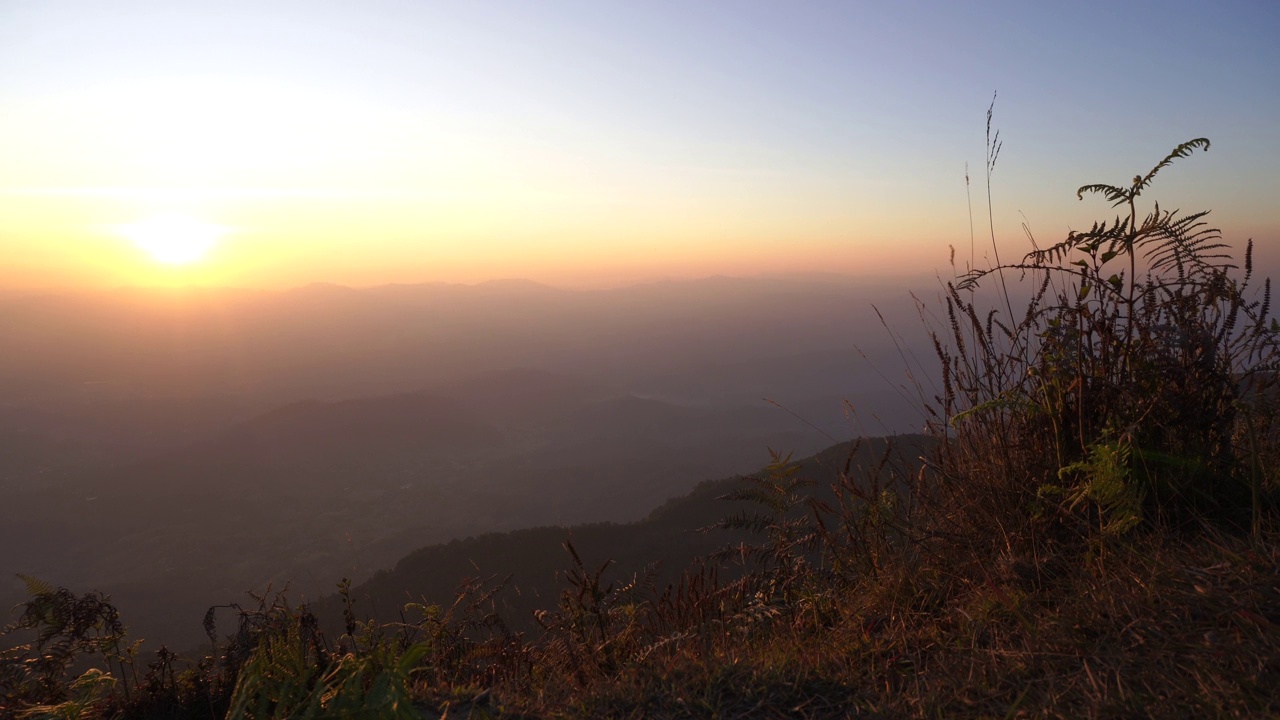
top-left (1, 2), bottom-right (1276, 291)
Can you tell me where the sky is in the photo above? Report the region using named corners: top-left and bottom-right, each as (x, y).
top-left (0, 0), bottom-right (1277, 290)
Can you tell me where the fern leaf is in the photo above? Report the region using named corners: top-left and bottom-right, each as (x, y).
top-left (1077, 183), bottom-right (1129, 206)
top-left (1134, 137), bottom-right (1210, 195)
top-left (16, 573), bottom-right (54, 597)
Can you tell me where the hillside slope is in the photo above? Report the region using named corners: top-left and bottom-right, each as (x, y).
top-left (309, 435), bottom-right (933, 636)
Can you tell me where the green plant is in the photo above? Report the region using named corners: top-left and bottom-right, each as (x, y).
top-left (711, 451), bottom-right (818, 578)
top-left (0, 578), bottom-right (133, 715)
top-left (1042, 434), bottom-right (1144, 536)
top-left (936, 119), bottom-right (1279, 539)
top-left (224, 625), bottom-right (427, 720)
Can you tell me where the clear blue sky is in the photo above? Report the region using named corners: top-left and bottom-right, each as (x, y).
top-left (0, 0), bottom-right (1276, 288)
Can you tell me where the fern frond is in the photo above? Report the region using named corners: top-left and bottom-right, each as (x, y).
top-left (1077, 183), bottom-right (1130, 206)
top-left (1141, 209), bottom-right (1229, 274)
top-left (713, 511), bottom-right (777, 534)
top-left (16, 573), bottom-right (54, 597)
top-left (1133, 137), bottom-right (1210, 196)
top-left (1076, 139), bottom-right (1209, 209)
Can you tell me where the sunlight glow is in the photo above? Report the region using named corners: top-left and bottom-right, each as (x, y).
top-left (120, 214), bottom-right (226, 265)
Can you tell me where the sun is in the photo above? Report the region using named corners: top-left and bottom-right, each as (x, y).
top-left (121, 214), bottom-right (226, 265)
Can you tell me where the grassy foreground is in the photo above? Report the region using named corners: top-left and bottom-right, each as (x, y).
top-left (554, 524), bottom-right (1280, 718)
top-left (3, 454), bottom-right (1278, 719)
top-left (5, 135), bottom-right (1280, 718)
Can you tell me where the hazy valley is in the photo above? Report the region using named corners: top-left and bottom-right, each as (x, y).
top-left (0, 274), bottom-right (933, 649)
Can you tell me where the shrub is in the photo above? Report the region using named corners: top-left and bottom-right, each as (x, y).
top-left (933, 130), bottom-right (1280, 543)
top-left (0, 578), bottom-right (132, 715)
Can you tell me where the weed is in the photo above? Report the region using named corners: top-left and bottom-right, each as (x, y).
top-left (933, 105), bottom-right (1278, 552)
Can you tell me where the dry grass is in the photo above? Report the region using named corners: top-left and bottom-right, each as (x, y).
top-left (482, 522), bottom-right (1280, 719)
top-left (4, 443), bottom-right (1279, 719)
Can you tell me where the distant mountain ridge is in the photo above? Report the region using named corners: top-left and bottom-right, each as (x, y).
top-left (0, 274), bottom-right (930, 412)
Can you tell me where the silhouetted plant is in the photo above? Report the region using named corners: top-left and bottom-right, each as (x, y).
top-left (709, 451), bottom-right (819, 601)
top-left (398, 573), bottom-right (530, 692)
top-left (0, 578), bottom-right (132, 717)
top-left (935, 129), bottom-right (1279, 543)
top-left (532, 539), bottom-right (649, 684)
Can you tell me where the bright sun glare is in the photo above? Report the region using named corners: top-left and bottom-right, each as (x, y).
top-left (121, 214), bottom-right (226, 265)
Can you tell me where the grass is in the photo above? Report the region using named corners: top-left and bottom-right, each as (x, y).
top-left (6, 449), bottom-right (1277, 718)
top-left (4, 118), bottom-right (1280, 718)
top-left (538, 526), bottom-right (1280, 717)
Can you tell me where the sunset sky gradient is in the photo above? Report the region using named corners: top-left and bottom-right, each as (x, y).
top-left (1, 0), bottom-right (1276, 289)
